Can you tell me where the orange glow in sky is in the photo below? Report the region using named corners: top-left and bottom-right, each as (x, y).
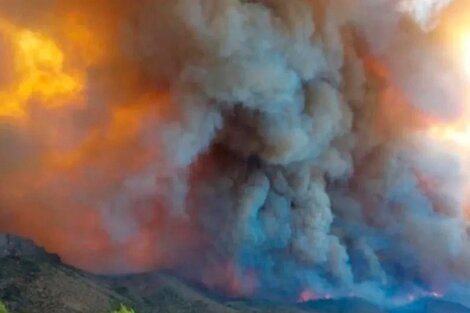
top-left (0, 20), bottom-right (81, 119)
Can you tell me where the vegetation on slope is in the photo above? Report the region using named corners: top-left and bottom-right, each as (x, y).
top-left (0, 301), bottom-right (8, 313)
top-left (112, 304), bottom-right (135, 313)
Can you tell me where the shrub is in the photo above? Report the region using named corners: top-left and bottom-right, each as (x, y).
top-left (111, 304), bottom-right (135, 313)
top-left (0, 301), bottom-right (8, 313)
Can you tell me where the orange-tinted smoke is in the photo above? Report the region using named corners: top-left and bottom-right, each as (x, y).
top-left (353, 34), bottom-right (436, 139)
top-left (0, 2), bottom-right (203, 274)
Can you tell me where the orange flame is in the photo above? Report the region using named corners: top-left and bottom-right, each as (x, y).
top-left (0, 7), bottom-right (180, 273)
top-left (298, 289), bottom-right (317, 302)
top-left (0, 20), bottom-right (81, 119)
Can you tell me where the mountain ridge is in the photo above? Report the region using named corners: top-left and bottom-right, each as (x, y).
top-left (1, 235), bottom-right (469, 313)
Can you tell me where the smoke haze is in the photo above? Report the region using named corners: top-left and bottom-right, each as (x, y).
top-left (1, 0), bottom-right (470, 306)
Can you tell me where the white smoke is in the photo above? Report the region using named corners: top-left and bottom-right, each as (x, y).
top-left (398, 0), bottom-right (453, 30)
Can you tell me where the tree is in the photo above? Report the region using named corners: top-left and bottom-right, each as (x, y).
top-left (111, 304), bottom-right (135, 313)
top-left (0, 301), bottom-right (8, 313)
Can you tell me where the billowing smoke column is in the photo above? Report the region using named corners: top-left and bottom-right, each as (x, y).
top-left (1, 0), bottom-right (470, 306)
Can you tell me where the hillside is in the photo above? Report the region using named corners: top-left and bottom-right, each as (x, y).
top-left (0, 236), bottom-right (469, 313)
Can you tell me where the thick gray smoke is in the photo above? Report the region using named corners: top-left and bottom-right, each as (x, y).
top-left (0, 0), bottom-right (469, 307)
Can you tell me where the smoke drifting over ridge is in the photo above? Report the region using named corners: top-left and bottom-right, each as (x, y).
top-left (1, 0), bottom-right (470, 305)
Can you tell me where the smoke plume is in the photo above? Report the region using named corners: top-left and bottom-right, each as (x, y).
top-left (1, 0), bottom-right (470, 306)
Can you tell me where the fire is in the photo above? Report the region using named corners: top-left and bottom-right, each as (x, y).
top-left (297, 290), bottom-right (333, 303)
top-left (0, 20), bottom-right (81, 119)
top-left (298, 290), bottom-right (316, 302)
top-left (15, 30), bottom-right (80, 98)
top-left (1, 0), bottom-right (470, 302)
top-left (0, 3), bottom-right (189, 274)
